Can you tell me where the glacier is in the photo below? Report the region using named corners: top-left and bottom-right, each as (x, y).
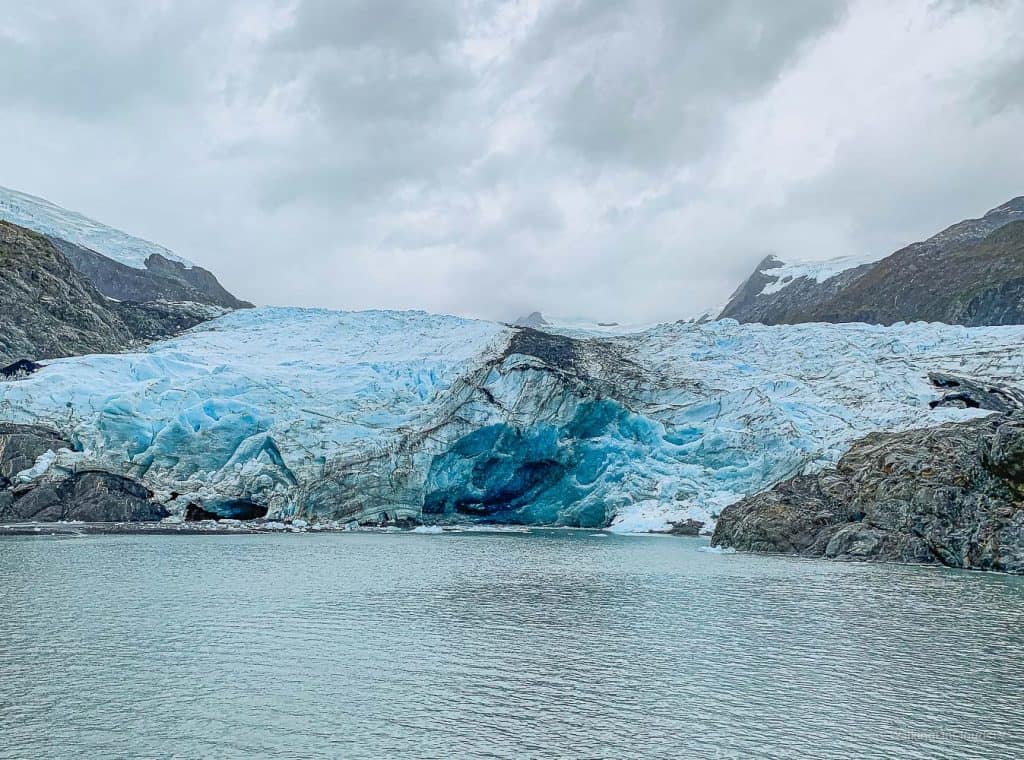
top-left (1, 306), bottom-right (1022, 531)
top-left (0, 184), bottom-right (193, 270)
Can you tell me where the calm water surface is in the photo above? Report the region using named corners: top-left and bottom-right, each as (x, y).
top-left (1, 530), bottom-right (1023, 759)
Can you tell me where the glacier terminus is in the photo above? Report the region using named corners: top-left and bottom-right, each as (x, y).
top-left (2, 306), bottom-right (1018, 533)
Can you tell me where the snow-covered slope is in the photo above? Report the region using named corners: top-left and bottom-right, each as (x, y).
top-left (2, 308), bottom-right (1021, 531)
top-left (0, 185), bottom-right (192, 269)
top-left (756, 253), bottom-right (877, 295)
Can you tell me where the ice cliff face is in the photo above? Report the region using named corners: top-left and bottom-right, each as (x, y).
top-left (2, 307), bottom-right (1021, 531)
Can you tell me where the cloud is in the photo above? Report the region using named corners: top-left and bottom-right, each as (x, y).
top-left (0, 0), bottom-right (1022, 323)
top-left (0, 3), bottom-right (231, 118)
top-left (518, 0), bottom-right (847, 167)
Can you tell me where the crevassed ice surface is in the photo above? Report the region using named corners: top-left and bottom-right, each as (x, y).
top-left (1, 308), bottom-right (1022, 530)
top-left (0, 308), bottom-right (510, 517)
top-left (0, 184), bottom-right (192, 269)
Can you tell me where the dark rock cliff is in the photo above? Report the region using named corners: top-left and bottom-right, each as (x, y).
top-left (712, 410), bottom-right (1024, 573)
top-left (51, 236), bottom-right (252, 309)
top-left (6, 470), bottom-right (169, 522)
top-left (0, 221), bottom-right (215, 365)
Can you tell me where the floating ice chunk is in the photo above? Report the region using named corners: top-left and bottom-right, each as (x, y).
top-left (411, 525), bottom-right (445, 534)
top-left (606, 492), bottom-right (741, 535)
top-left (606, 501), bottom-right (678, 534)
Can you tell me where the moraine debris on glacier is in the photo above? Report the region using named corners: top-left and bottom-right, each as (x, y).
top-left (2, 307), bottom-right (1023, 532)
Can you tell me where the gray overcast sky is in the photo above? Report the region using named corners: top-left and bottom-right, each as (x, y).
top-left (1, 0), bottom-right (1022, 322)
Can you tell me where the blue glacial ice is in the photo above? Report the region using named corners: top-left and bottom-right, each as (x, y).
top-left (1, 306), bottom-right (1021, 532)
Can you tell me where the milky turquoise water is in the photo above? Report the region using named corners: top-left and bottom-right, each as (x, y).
top-left (1, 531), bottom-right (1023, 759)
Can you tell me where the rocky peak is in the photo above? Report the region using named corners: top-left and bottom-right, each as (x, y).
top-left (925, 195), bottom-right (1024, 249)
top-left (513, 311), bottom-right (550, 328)
top-left (50, 236), bottom-right (252, 309)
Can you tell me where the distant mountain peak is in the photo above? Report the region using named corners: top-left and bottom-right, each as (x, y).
top-left (719, 195), bottom-right (1024, 327)
top-left (513, 311), bottom-right (549, 328)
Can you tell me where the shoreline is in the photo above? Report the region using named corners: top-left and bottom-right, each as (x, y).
top-left (0, 520), bottom-right (632, 538)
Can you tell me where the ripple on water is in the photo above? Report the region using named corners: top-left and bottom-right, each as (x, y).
top-left (1, 531), bottom-right (1023, 759)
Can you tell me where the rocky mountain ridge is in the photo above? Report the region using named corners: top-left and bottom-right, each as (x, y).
top-left (0, 184), bottom-right (250, 309)
top-left (720, 196), bottom-right (1024, 325)
top-left (50, 236), bottom-right (250, 309)
top-left (0, 221), bottom-right (224, 366)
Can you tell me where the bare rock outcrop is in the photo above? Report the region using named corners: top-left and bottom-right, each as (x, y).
top-left (0, 221), bottom-right (217, 365)
top-left (0, 423), bottom-right (168, 523)
top-left (3, 470), bottom-right (169, 522)
top-left (712, 414), bottom-right (1024, 573)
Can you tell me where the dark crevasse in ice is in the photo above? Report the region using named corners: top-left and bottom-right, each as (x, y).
top-left (186, 499), bottom-right (269, 521)
top-left (216, 499), bottom-right (270, 520)
top-left (422, 400), bottom-right (663, 527)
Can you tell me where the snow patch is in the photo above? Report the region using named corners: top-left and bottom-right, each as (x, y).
top-left (759, 254), bottom-right (876, 295)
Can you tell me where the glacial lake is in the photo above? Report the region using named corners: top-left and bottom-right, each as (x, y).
top-left (1, 530), bottom-right (1023, 759)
